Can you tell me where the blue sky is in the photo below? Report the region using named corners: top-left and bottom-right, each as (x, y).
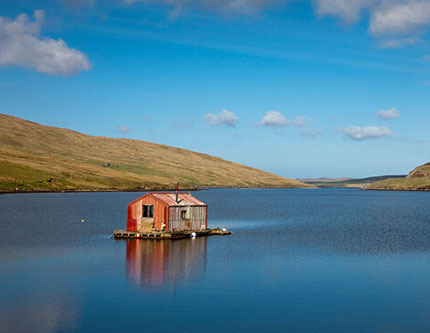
top-left (1, 0), bottom-right (430, 178)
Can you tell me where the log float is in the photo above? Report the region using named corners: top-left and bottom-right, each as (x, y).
top-left (114, 228), bottom-right (232, 240)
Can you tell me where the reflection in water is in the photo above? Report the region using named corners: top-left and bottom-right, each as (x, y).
top-left (126, 238), bottom-right (207, 291)
top-left (0, 295), bottom-right (79, 332)
top-left (3, 189), bottom-right (430, 331)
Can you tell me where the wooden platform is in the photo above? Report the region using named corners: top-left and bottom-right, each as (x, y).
top-left (113, 228), bottom-right (232, 240)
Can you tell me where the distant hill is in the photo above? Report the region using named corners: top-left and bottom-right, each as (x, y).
top-left (0, 114), bottom-right (311, 193)
top-left (366, 163), bottom-right (430, 191)
top-left (298, 177), bottom-right (353, 184)
top-left (300, 175), bottom-right (406, 188)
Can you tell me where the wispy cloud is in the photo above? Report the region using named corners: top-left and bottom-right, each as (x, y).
top-left (259, 111), bottom-right (290, 127)
top-left (369, 1), bottom-right (430, 35)
top-left (343, 126), bottom-right (392, 140)
top-left (314, 0), bottom-right (376, 23)
top-left (299, 128), bottom-right (323, 138)
top-left (122, 0), bottom-right (284, 15)
top-left (0, 10), bottom-right (91, 75)
top-left (65, 0), bottom-right (430, 46)
top-left (315, 0), bottom-right (430, 36)
top-left (380, 37), bottom-right (421, 48)
top-left (205, 108), bottom-right (239, 127)
top-left (377, 107), bottom-right (399, 119)
top-left (65, 0), bottom-right (96, 10)
top-left (172, 121), bottom-right (194, 128)
top-left (293, 116), bottom-right (313, 128)
top-left (313, 0), bottom-right (430, 50)
top-left (116, 125), bottom-right (132, 134)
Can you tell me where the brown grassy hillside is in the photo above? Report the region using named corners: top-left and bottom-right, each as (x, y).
top-left (0, 114), bottom-right (310, 192)
top-left (366, 163), bottom-right (430, 191)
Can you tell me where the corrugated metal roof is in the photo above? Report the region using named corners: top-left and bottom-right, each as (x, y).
top-left (151, 193), bottom-right (206, 207)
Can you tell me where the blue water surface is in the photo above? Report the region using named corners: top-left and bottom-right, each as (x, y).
top-left (1, 188), bottom-right (430, 332)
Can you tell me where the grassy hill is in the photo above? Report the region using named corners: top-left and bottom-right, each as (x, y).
top-left (0, 114), bottom-right (310, 193)
top-left (366, 163), bottom-right (430, 191)
top-left (301, 175), bottom-right (406, 188)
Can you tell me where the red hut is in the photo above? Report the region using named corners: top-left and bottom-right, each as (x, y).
top-left (126, 193), bottom-right (208, 233)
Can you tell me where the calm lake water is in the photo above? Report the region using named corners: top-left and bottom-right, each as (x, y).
top-left (1, 188), bottom-right (430, 332)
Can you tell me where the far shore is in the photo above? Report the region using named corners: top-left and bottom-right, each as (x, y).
top-left (0, 185), bottom-right (316, 195)
top-left (3, 183), bottom-right (430, 195)
top-left (363, 187), bottom-right (430, 192)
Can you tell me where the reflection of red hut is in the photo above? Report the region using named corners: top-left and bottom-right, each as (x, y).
top-left (126, 238), bottom-right (208, 290)
top-left (126, 193), bottom-right (207, 233)
top-left (126, 240), bottom-right (169, 287)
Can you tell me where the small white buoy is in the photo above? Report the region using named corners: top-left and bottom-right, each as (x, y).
top-left (222, 228), bottom-right (226, 232)
top-left (191, 232), bottom-right (196, 238)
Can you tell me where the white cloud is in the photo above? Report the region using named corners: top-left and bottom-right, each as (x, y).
top-left (377, 107), bottom-right (400, 119)
top-left (343, 126), bottom-right (393, 140)
top-left (380, 37), bottom-right (421, 48)
top-left (293, 115), bottom-right (313, 127)
top-left (258, 111), bottom-right (290, 127)
top-left (370, 1), bottom-right (430, 35)
top-left (258, 112), bottom-right (314, 129)
top-left (116, 125), bottom-right (132, 134)
top-left (314, 0), bottom-right (376, 23)
top-left (0, 10), bottom-right (90, 75)
top-left (121, 0), bottom-right (430, 42)
top-left (205, 108), bottom-right (239, 127)
top-left (123, 0), bottom-right (283, 14)
top-left (314, 0), bottom-right (430, 39)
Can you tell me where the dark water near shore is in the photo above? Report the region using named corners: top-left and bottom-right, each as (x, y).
top-left (1, 188), bottom-right (430, 332)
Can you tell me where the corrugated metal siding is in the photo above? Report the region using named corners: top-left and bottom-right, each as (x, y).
top-left (168, 206), bottom-right (207, 232)
top-left (127, 195), bottom-right (168, 232)
top-left (127, 203), bottom-right (139, 232)
top-left (141, 196), bottom-right (168, 231)
top-left (152, 193), bottom-right (206, 207)
top-left (127, 193), bottom-right (207, 232)
top-left (127, 200), bottom-right (143, 232)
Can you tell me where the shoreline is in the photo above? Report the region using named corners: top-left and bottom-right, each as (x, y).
top-left (0, 185), bottom-right (313, 195)
top-left (3, 186), bottom-right (430, 195)
top-left (364, 187), bottom-right (430, 192)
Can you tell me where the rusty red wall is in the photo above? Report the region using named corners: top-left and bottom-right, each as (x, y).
top-left (127, 194), bottom-right (169, 232)
top-left (127, 202), bottom-right (139, 232)
top-left (127, 194), bottom-right (208, 232)
top-left (141, 195), bottom-right (168, 231)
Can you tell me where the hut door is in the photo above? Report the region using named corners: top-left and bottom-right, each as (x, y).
top-left (181, 207), bottom-right (191, 230)
top-left (141, 205), bottom-right (154, 233)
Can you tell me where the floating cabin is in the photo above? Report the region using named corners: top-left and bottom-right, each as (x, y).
top-left (127, 192), bottom-right (207, 233)
top-left (114, 192), bottom-right (231, 239)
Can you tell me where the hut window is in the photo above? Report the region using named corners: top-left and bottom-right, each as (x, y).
top-left (143, 205), bottom-right (154, 218)
top-left (181, 210), bottom-right (187, 219)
